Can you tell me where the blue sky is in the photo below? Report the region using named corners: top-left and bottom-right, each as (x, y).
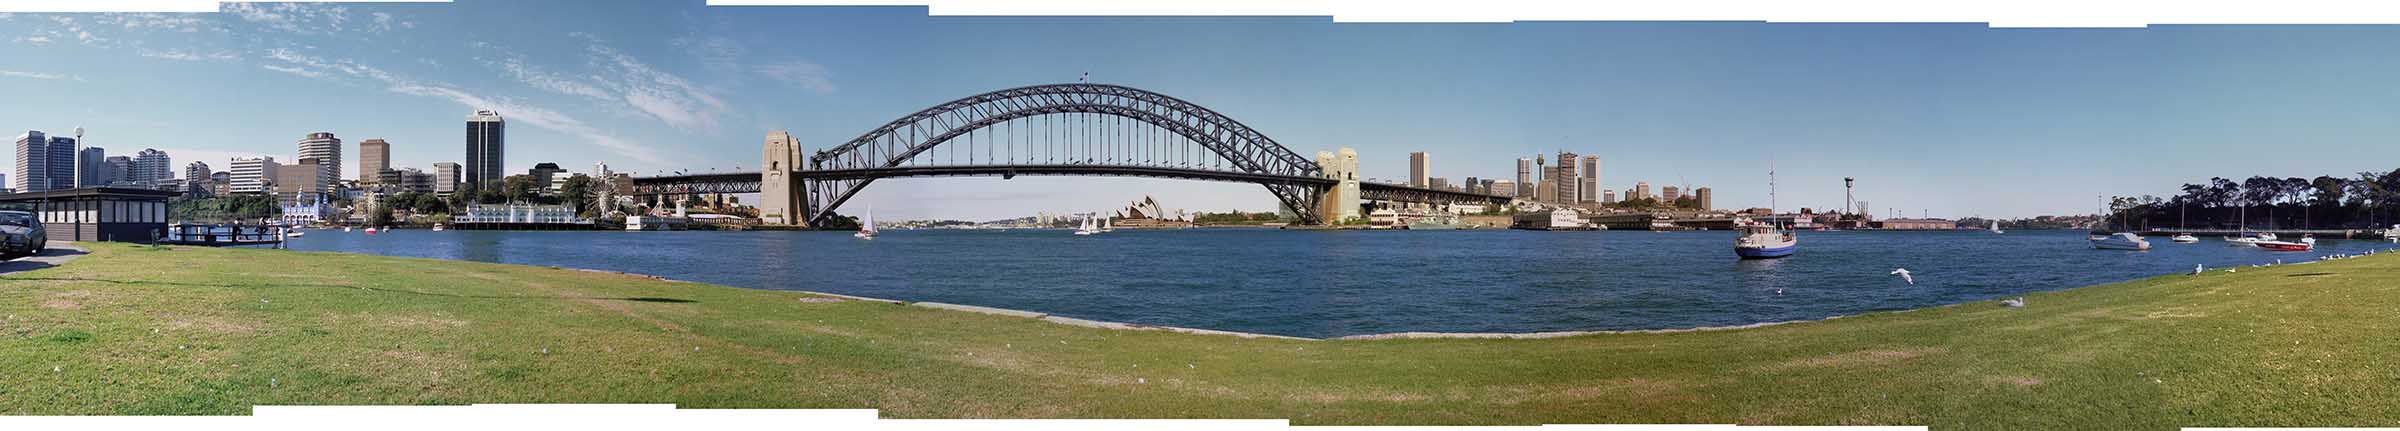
top-left (3, 1), bottom-right (2398, 220)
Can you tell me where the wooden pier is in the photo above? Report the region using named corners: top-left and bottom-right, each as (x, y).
top-left (158, 223), bottom-right (290, 247)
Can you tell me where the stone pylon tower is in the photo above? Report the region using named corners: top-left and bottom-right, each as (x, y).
top-left (760, 131), bottom-right (806, 226)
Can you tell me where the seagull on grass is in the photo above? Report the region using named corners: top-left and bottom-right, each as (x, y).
top-left (2001, 297), bottom-right (2025, 308)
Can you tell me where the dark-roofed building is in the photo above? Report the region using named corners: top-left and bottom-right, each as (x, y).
top-left (0, 187), bottom-right (178, 242)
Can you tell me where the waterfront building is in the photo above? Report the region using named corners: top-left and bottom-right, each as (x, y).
top-left (1510, 208), bottom-right (1590, 231)
top-left (1491, 180), bottom-right (1515, 199)
top-left (1514, 158), bottom-right (1533, 198)
top-left (1408, 151), bottom-right (1429, 187)
top-left (1876, 218), bottom-right (1955, 230)
top-left (456, 203), bottom-right (593, 230)
top-left (280, 193), bottom-right (329, 226)
top-left (12, 131), bottom-right (50, 192)
top-left (133, 148), bottom-right (171, 188)
top-left (433, 162), bottom-right (460, 195)
top-left (228, 157), bottom-right (277, 194)
top-left (78, 146), bottom-right (108, 187)
top-left (296, 132), bottom-right (342, 194)
top-left (358, 138), bottom-right (390, 184)
top-left (1578, 155), bottom-right (1600, 203)
top-left (465, 109), bottom-right (506, 185)
top-left (1663, 185), bottom-right (1683, 202)
top-left (0, 187), bottom-right (176, 242)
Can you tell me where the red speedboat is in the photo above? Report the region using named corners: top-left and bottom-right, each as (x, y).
top-left (2255, 235), bottom-right (2315, 251)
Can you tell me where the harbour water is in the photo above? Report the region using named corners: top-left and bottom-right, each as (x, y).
top-left (286, 229), bottom-right (2397, 338)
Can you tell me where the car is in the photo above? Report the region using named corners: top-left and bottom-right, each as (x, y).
top-left (0, 210), bottom-right (46, 259)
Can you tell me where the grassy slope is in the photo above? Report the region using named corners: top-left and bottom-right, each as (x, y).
top-left (3, 243), bottom-right (2398, 429)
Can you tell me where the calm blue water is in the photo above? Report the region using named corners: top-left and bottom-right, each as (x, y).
top-left (284, 229), bottom-right (2398, 338)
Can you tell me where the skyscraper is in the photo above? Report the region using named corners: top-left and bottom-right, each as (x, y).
top-left (296, 132), bottom-right (342, 194)
top-left (1407, 151), bottom-right (1429, 187)
top-left (133, 148), bottom-right (171, 186)
top-left (45, 136), bottom-right (74, 190)
top-left (466, 109), bottom-right (506, 185)
top-left (1578, 155), bottom-right (1600, 203)
top-left (1634, 181), bottom-right (1651, 201)
top-left (359, 138), bottom-right (391, 184)
top-left (433, 162), bottom-right (461, 195)
top-left (103, 156), bottom-right (132, 185)
top-left (1514, 158), bottom-right (1533, 198)
top-left (13, 131), bottom-right (50, 192)
top-left (1662, 185), bottom-right (1682, 202)
top-left (1554, 151), bottom-right (1579, 204)
top-left (1694, 187), bottom-right (1714, 211)
top-left (78, 146), bottom-right (107, 187)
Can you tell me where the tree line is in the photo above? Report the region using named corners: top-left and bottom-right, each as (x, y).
top-left (2105, 169), bottom-right (2400, 231)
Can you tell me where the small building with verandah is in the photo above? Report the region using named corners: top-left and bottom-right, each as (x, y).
top-left (0, 187), bottom-right (177, 242)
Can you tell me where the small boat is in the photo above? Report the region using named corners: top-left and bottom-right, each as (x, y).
top-left (1989, 220), bottom-right (2003, 235)
top-left (431, 224), bottom-right (446, 232)
top-left (2224, 232), bottom-right (2277, 247)
top-left (1100, 218), bottom-right (1115, 233)
top-left (2170, 233), bottom-right (2199, 243)
top-left (2385, 224), bottom-right (2398, 242)
top-left (853, 208), bottom-right (876, 240)
top-left (343, 226), bottom-right (353, 232)
top-left (1734, 223), bottom-right (1798, 259)
top-left (287, 229), bottom-right (305, 238)
top-left (1073, 215), bottom-right (1098, 236)
top-left (2255, 235), bottom-right (2315, 251)
top-left (364, 227), bottom-right (379, 235)
top-left (1407, 213), bottom-right (1463, 230)
top-left (2091, 232), bottom-right (2151, 250)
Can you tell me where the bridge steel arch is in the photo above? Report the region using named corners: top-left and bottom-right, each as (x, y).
top-left (801, 83), bottom-right (1328, 226)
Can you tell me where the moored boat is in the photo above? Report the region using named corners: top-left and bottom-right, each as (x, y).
top-left (1734, 223), bottom-right (1797, 259)
top-left (2091, 232), bottom-right (2151, 250)
top-left (2255, 235), bottom-right (2315, 251)
top-left (2170, 233), bottom-right (2199, 243)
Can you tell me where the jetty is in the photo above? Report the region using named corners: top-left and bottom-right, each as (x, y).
top-left (157, 223), bottom-right (290, 247)
top-left (2139, 228), bottom-right (2388, 239)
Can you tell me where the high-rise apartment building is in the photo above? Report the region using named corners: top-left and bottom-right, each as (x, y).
top-left (1407, 151), bottom-right (1429, 187)
top-left (103, 156), bottom-right (132, 185)
top-left (296, 132), bottom-right (342, 194)
top-left (466, 110), bottom-right (506, 185)
top-left (528, 162), bottom-right (564, 192)
top-left (1634, 181), bottom-right (1651, 201)
top-left (358, 138), bottom-right (391, 184)
top-left (433, 162), bottom-right (461, 195)
top-left (1604, 189), bottom-right (1617, 204)
top-left (133, 148), bottom-right (171, 186)
top-left (1662, 185), bottom-right (1682, 202)
top-left (184, 161), bottom-right (213, 197)
top-left (1694, 187), bottom-right (1714, 210)
top-left (1553, 151), bottom-right (1579, 204)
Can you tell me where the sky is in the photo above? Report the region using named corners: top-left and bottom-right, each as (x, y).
top-left (3, 1), bottom-right (2399, 221)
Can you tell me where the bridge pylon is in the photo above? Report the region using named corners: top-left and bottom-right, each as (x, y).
top-left (760, 131), bottom-right (807, 227)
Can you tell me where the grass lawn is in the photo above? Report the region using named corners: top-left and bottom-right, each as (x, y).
top-left (4, 243), bottom-right (2399, 429)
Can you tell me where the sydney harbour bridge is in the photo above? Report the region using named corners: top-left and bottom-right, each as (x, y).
top-left (630, 83), bottom-right (1509, 227)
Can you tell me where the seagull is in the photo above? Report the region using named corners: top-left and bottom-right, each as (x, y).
top-left (1889, 268), bottom-right (1915, 285)
top-left (2194, 264), bottom-right (2204, 275)
top-left (2001, 297), bottom-right (2025, 308)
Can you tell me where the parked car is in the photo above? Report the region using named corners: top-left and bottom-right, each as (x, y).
top-left (0, 210), bottom-right (46, 259)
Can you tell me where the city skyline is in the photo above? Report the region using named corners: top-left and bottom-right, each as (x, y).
top-left (6, 3), bottom-right (2400, 220)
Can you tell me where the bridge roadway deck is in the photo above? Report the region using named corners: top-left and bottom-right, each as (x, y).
top-left (628, 166), bottom-right (1512, 205)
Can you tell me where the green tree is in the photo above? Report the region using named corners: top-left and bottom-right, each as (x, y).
top-left (559, 174), bottom-right (594, 217)
top-left (449, 182), bottom-right (480, 209)
top-left (501, 174), bottom-right (540, 204)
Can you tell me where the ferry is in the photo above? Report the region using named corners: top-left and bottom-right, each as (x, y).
top-left (1734, 223), bottom-right (1798, 259)
top-left (2091, 232), bottom-right (2151, 250)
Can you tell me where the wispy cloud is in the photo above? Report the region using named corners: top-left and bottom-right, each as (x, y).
top-left (139, 48), bottom-right (239, 62)
top-left (262, 47), bottom-right (672, 166)
top-left (575, 33), bottom-right (730, 131)
top-left (759, 60), bottom-right (837, 94)
top-left (15, 35), bottom-right (51, 44)
top-left (0, 70), bottom-right (77, 81)
top-left (223, 2), bottom-right (403, 35)
top-left (259, 64), bottom-right (326, 79)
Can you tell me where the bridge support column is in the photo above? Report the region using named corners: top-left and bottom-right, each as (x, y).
top-left (1313, 148), bottom-right (1361, 225)
top-left (760, 131), bottom-right (807, 226)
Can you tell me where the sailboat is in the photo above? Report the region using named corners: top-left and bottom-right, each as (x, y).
top-left (1734, 166), bottom-right (1798, 259)
top-left (2090, 197), bottom-right (2150, 250)
top-left (1989, 220), bottom-right (2003, 235)
top-left (1100, 217), bottom-right (1114, 233)
top-left (1073, 214), bottom-right (1098, 236)
top-left (2170, 203), bottom-right (2197, 243)
top-left (854, 208), bottom-right (877, 240)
